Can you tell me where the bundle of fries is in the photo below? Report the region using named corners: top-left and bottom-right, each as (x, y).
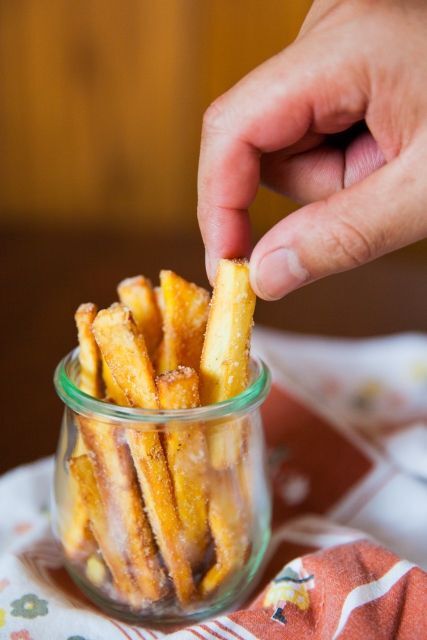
top-left (60, 259), bottom-right (257, 611)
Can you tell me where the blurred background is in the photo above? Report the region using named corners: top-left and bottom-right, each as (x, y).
top-left (1, 0), bottom-right (426, 472)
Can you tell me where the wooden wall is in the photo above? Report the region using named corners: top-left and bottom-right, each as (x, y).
top-left (0, 0), bottom-right (311, 233)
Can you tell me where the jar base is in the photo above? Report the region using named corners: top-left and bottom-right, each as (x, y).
top-left (64, 527), bottom-right (270, 628)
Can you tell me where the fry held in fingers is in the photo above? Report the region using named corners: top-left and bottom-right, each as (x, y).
top-left (200, 259), bottom-right (256, 468)
top-left (157, 367), bottom-right (209, 568)
top-left (199, 260), bottom-right (255, 590)
top-left (93, 304), bottom-right (195, 605)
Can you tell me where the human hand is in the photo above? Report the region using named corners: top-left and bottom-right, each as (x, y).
top-left (197, 0), bottom-right (427, 300)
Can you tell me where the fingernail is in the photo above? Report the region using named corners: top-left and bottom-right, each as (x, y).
top-left (205, 252), bottom-right (217, 284)
top-left (253, 248), bottom-right (309, 300)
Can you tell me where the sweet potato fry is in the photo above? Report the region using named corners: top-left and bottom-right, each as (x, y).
top-left (200, 469), bottom-right (249, 597)
top-left (102, 357), bottom-right (128, 406)
top-left (199, 260), bottom-right (255, 593)
top-left (157, 367), bottom-right (209, 567)
top-left (93, 304), bottom-right (158, 408)
top-left (75, 303), bottom-right (102, 399)
top-left (154, 339), bottom-right (168, 376)
top-left (154, 286), bottom-right (164, 314)
top-left (118, 276), bottom-right (163, 357)
top-left (158, 270), bottom-right (210, 374)
top-left (60, 473), bottom-right (95, 559)
top-left (69, 454), bottom-right (143, 607)
top-left (78, 417), bottom-right (166, 602)
top-left (92, 304), bottom-right (195, 604)
top-left (63, 303), bottom-right (101, 557)
top-left (200, 259), bottom-right (256, 469)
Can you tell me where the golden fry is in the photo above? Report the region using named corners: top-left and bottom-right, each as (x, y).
top-left (102, 357), bottom-right (128, 405)
top-left (65, 303), bottom-right (102, 554)
top-left (69, 455), bottom-right (142, 607)
top-left (154, 286), bottom-right (164, 314)
top-left (157, 367), bottom-right (209, 567)
top-left (93, 304), bottom-right (158, 408)
top-left (118, 275), bottom-right (163, 356)
top-left (200, 259), bottom-right (256, 469)
top-left (128, 431), bottom-right (195, 604)
top-left (78, 417), bottom-right (166, 602)
top-left (60, 474), bottom-right (95, 559)
top-left (201, 469), bottom-right (249, 597)
top-left (158, 270), bottom-right (210, 374)
top-left (75, 303), bottom-right (102, 399)
top-left (92, 304), bottom-right (195, 604)
top-left (154, 340), bottom-right (168, 376)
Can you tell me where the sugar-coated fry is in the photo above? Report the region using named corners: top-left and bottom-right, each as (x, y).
top-left (69, 455), bottom-right (142, 607)
top-left (154, 340), bottom-right (168, 376)
top-left (128, 431), bottom-right (195, 604)
top-left (200, 259), bottom-right (256, 469)
top-left (200, 259), bottom-right (255, 403)
top-left (157, 367), bottom-right (209, 567)
top-left (102, 357), bottom-right (128, 405)
top-left (236, 415), bottom-right (262, 518)
top-left (75, 303), bottom-right (103, 399)
top-left (154, 286), bottom-right (164, 314)
top-left (201, 469), bottom-right (249, 597)
top-left (118, 276), bottom-right (163, 357)
top-left (158, 270), bottom-right (210, 374)
top-left (78, 417), bottom-right (166, 602)
top-left (93, 304), bottom-right (158, 408)
top-left (64, 303), bottom-right (102, 554)
top-left (60, 475), bottom-right (95, 559)
top-left (92, 304), bottom-right (195, 604)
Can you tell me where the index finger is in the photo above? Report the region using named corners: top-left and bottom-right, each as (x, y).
top-left (197, 47), bottom-right (313, 281)
top-left (197, 38), bottom-right (366, 282)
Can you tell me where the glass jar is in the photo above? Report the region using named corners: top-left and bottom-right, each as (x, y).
top-left (52, 348), bottom-right (271, 626)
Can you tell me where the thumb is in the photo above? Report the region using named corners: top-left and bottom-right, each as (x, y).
top-left (250, 149), bottom-right (427, 300)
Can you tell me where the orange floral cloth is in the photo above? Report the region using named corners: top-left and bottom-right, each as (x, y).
top-left (0, 330), bottom-right (426, 639)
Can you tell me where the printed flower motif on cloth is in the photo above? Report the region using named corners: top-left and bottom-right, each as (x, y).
top-left (264, 557), bottom-right (315, 624)
top-left (10, 594), bottom-right (48, 619)
top-left (10, 630), bottom-right (33, 640)
top-left (0, 607), bottom-right (6, 627)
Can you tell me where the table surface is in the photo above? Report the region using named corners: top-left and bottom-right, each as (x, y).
top-left (1, 225), bottom-right (426, 474)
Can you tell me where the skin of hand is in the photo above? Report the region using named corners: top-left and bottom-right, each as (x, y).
top-left (197, 0), bottom-right (427, 300)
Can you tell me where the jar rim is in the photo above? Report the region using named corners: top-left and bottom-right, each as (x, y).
top-left (54, 348), bottom-right (271, 423)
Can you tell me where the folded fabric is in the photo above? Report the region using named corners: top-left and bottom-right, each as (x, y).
top-left (0, 329), bottom-right (426, 639)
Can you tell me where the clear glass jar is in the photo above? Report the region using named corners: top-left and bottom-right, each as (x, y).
top-left (52, 348), bottom-right (271, 626)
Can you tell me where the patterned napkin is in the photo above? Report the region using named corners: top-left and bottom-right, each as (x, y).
top-left (0, 329), bottom-right (426, 639)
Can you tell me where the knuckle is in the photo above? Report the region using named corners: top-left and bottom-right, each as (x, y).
top-left (202, 96), bottom-right (231, 135)
top-left (328, 218), bottom-right (375, 267)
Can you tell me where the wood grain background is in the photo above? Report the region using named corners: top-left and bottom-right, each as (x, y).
top-left (0, 0), bottom-right (311, 233)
